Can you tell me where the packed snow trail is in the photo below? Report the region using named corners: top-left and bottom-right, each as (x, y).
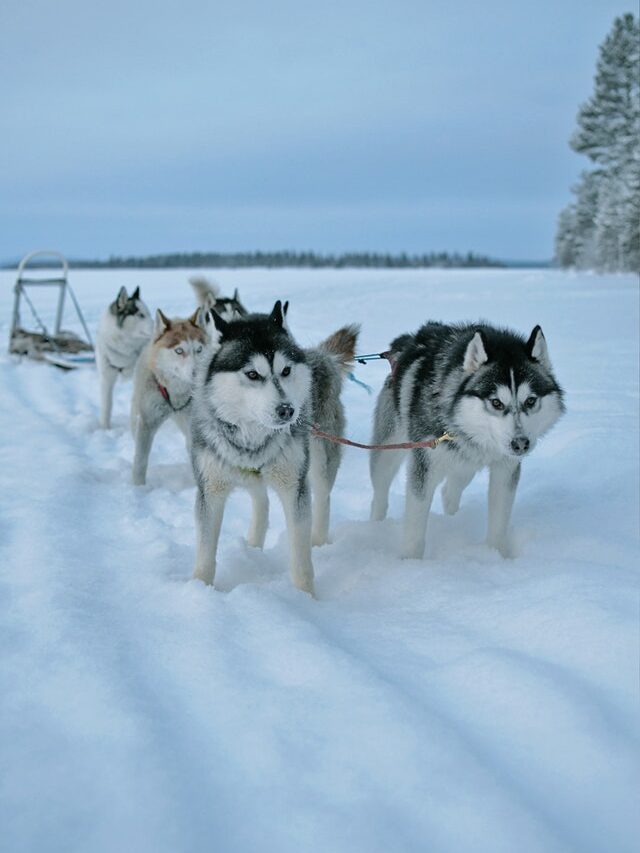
top-left (0, 269), bottom-right (638, 852)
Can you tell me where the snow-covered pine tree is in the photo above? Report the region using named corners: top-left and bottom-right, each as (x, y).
top-left (571, 14), bottom-right (639, 170)
top-left (573, 170), bottom-right (604, 268)
top-left (555, 205), bottom-right (578, 268)
top-left (619, 160), bottom-right (640, 270)
top-left (556, 14), bottom-right (640, 272)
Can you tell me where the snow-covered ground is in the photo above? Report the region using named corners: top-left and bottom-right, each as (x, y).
top-left (0, 267), bottom-right (638, 853)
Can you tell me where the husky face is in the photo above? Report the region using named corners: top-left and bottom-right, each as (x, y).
top-left (189, 276), bottom-right (249, 321)
top-left (151, 309), bottom-right (209, 388)
top-left (210, 290), bottom-right (248, 322)
top-left (109, 286), bottom-right (153, 341)
top-left (199, 288), bottom-right (248, 321)
top-left (203, 301), bottom-right (311, 431)
top-left (453, 326), bottom-right (564, 459)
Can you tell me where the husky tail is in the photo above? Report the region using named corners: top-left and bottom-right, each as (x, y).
top-left (189, 275), bottom-right (220, 309)
top-left (317, 324), bottom-right (360, 374)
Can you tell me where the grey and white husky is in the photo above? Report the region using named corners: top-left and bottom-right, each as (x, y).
top-left (130, 308), bottom-right (212, 485)
top-left (189, 275), bottom-right (248, 321)
top-left (370, 321), bottom-right (565, 559)
top-left (190, 301), bottom-right (358, 595)
top-left (96, 287), bottom-right (153, 428)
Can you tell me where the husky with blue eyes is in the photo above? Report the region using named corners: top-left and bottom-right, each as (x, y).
top-left (96, 286), bottom-right (153, 428)
top-left (370, 321), bottom-right (565, 560)
top-left (130, 308), bottom-right (212, 485)
top-left (190, 301), bottom-right (359, 596)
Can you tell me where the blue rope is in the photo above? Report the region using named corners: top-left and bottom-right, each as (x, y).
top-left (347, 371), bottom-right (373, 395)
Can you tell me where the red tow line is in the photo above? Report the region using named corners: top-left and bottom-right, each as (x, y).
top-left (311, 350), bottom-right (454, 450)
top-left (310, 426), bottom-right (454, 452)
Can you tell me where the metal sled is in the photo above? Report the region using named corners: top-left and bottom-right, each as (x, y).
top-left (8, 250), bottom-right (95, 368)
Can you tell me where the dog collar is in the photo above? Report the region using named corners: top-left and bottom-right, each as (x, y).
top-left (105, 357), bottom-right (124, 373)
top-left (157, 381), bottom-right (191, 412)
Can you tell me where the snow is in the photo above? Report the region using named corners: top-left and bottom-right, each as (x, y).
top-left (0, 267), bottom-right (638, 853)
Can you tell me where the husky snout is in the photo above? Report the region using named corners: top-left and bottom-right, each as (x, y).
top-left (510, 435), bottom-right (530, 455)
top-left (275, 402), bottom-right (295, 423)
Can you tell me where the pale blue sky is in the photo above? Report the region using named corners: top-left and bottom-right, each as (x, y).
top-left (0, 0), bottom-right (632, 260)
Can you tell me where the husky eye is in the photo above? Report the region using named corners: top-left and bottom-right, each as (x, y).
top-left (138, 311), bottom-right (145, 318)
top-left (246, 370), bottom-right (262, 381)
top-left (196, 345), bottom-right (203, 354)
top-left (525, 396), bottom-right (537, 409)
top-left (175, 347), bottom-right (184, 355)
top-left (490, 398), bottom-right (505, 411)
top-left (281, 366), bottom-right (291, 377)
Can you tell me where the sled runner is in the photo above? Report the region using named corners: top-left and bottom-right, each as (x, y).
top-left (8, 250), bottom-right (95, 368)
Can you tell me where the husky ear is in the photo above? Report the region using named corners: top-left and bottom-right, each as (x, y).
top-left (463, 330), bottom-right (489, 373)
top-left (155, 308), bottom-right (171, 334)
top-left (269, 300), bottom-right (284, 328)
top-left (116, 286), bottom-right (128, 310)
top-left (281, 300), bottom-right (290, 330)
top-left (210, 308), bottom-right (229, 335)
top-left (131, 286), bottom-right (140, 301)
top-left (233, 287), bottom-right (239, 301)
top-left (527, 325), bottom-right (552, 370)
top-left (193, 306), bottom-right (207, 330)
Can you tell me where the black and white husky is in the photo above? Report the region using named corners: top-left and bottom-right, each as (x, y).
top-left (370, 322), bottom-right (565, 559)
top-left (96, 287), bottom-right (153, 428)
top-left (190, 301), bottom-right (358, 595)
top-left (189, 275), bottom-right (248, 321)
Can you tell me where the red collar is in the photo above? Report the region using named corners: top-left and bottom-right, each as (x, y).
top-left (156, 380), bottom-right (191, 412)
top-left (157, 382), bottom-right (171, 404)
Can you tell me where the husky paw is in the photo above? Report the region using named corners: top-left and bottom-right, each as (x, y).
top-left (293, 576), bottom-right (316, 597)
top-left (193, 566), bottom-right (216, 585)
top-left (370, 499), bottom-right (388, 521)
top-left (400, 543), bottom-right (425, 560)
top-left (488, 539), bottom-right (516, 559)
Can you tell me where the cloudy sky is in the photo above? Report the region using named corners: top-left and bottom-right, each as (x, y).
top-left (0, 0), bottom-right (632, 261)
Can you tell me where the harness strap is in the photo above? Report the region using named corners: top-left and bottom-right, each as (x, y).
top-left (355, 350), bottom-right (398, 380)
top-left (311, 425), bottom-right (455, 451)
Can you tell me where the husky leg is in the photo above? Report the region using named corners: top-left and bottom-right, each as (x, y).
top-left (441, 466), bottom-right (476, 516)
top-left (310, 442), bottom-right (339, 546)
top-left (401, 449), bottom-right (439, 559)
top-left (370, 381), bottom-right (404, 521)
top-left (271, 475), bottom-right (315, 596)
top-left (99, 366), bottom-right (118, 429)
top-left (487, 460), bottom-right (521, 557)
top-left (132, 417), bottom-right (160, 485)
top-left (193, 485), bottom-right (230, 585)
top-left (246, 479), bottom-right (269, 549)
top-left (370, 447), bottom-right (405, 521)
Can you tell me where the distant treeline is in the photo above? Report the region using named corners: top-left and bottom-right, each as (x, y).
top-left (65, 250), bottom-right (504, 269)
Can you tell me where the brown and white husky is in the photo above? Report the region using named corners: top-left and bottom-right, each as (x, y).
top-left (130, 308), bottom-right (212, 485)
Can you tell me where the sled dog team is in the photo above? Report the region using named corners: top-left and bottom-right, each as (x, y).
top-left (96, 277), bottom-right (565, 596)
